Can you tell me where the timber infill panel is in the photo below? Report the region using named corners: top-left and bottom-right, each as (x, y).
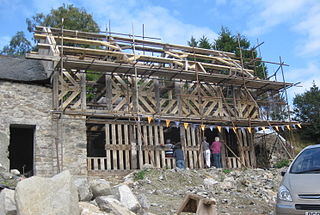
top-left (87, 122), bottom-right (205, 171)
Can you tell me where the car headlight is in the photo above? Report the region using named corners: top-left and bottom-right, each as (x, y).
top-left (278, 185), bottom-right (292, 202)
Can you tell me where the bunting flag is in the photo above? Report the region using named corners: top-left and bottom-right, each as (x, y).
top-left (255, 127), bottom-right (259, 132)
top-left (156, 118), bottom-right (161, 125)
top-left (297, 123), bottom-right (302, 128)
top-left (209, 125), bottom-right (215, 131)
top-left (247, 127), bottom-right (252, 134)
top-left (165, 120), bottom-right (171, 127)
top-left (268, 126), bottom-right (273, 131)
top-left (217, 126), bottom-right (222, 133)
top-left (275, 126), bottom-right (279, 131)
top-left (286, 125), bottom-right (291, 130)
top-left (147, 116), bottom-right (153, 124)
top-left (240, 127), bottom-right (245, 133)
top-left (183, 123), bottom-right (189, 129)
top-left (232, 127), bottom-right (237, 133)
top-left (292, 124), bottom-right (296, 129)
top-left (281, 125), bottom-right (285, 131)
top-left (225, 126), bottom-right (230, 133)
top-left (261, 126), bottom-right (266, 131)
top-left (175, 121), bottom-right (180, 128)
top-left (200, 124), bottom-right (206, 131)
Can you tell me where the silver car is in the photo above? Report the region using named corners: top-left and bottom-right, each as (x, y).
top-left (276, 144), bottom-right (320, 215)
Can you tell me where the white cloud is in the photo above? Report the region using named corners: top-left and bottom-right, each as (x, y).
top-left (0, 36), bottom-right (10, 50)
top-left (245, 0), bottom-right (310, 36)
top-left (79, 0), bottom-right (217, 45)
top-left (286, 62), bottom-right (320, 102)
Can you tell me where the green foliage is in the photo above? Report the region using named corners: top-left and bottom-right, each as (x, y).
top-left (134, 169), bottom-right (147, 181)
top-left (222, 169), bottom-right (232, 174)
top-left (0, 31), bottom-right (32, 56)
top-left (274, 159), bottom-right (290, 168)
top-left (293, 82), bottom-right (320, 143)
top-left (26, 4), bottom-right (100, 33)
top-left (187, 27), bottom-right (268, 79)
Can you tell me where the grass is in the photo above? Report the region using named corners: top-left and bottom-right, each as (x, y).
top-left (134, 169), bottom-right (147, 181)
top-left (274, 159), bottom-right (290, 168)
top-left (222, 169), bottom-right (232, 174)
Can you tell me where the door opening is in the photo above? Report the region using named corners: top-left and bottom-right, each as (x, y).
top-left (9, 125), bottom-right (35, 176)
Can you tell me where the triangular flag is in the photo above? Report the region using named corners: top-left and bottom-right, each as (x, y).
top-left (240, 127), bottom-right (245, 133)
top-left (255, 127), bottom-right (259, 132)
top-left (232, 127), bottom-right (237, 133)
top-left (175, 121), bottom-right (180, 128)
top-left (269, 126), bottom-right (273, 131)
top-left (286, 125), bottom-right (291, 130)
top-left (292, 124), bottom-right (296, 129)
top-left (297, 123), bottom-right (302, 128)
top-left (183, 123), bottom-right (189, 129)
top-left (147, 116), bottom-right (153, 124)
top-left (217, 126), bottom-right (222, 133)
top-left (165, 120), bottom-right (171, 127)
top-left (261, 126), bottom-right (266, 131)
top-left (247, 127), bottom-right (252, 133)
top-left (209, 125), bottom-right (215, 131)
top-left (281, 125), bottom-right (285, 131)
top-left (225, 126), bottom-right (230, 133)
top-left (275, 126), bottom-right (279, 131)
top-left (156, 118), bottom-right (161, 125)
top-left (200, 124), bottom-right (206, 131)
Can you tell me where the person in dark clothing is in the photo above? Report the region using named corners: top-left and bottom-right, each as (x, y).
top-left (211, 136), bottom-right (222, 168)
top-left (173, 143), bottom-right (185, 169)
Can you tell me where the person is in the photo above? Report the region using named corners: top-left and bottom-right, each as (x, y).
top-left (173, 143), bottom-right (185, 169)
top-left (164, 139), bottom-right (174, 157)
top-left (211, 136), bottom-right (222, 168)
top-left (202, 137), bottom-right (211, 168)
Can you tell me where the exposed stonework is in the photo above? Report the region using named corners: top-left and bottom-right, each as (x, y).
top-left (0, 81), bottom-right (87, 176)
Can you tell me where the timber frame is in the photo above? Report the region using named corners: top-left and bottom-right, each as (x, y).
top-left (27, 26), bottom-right (294, 172)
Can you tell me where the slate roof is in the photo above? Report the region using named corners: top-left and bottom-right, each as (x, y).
top-left (0, 56), bottom-right (50, 84)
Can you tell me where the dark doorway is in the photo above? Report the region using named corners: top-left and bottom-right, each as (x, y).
top-left (86, 124), bottom-right (106, 157)
top-left (164, 127), bottom-right (181, 145)
top-left (9, 125), bottom-right (35, 176)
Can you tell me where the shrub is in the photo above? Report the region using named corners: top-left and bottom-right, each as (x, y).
top-left (134, 169), bottom-right (147, 181)
top-left (274, 159), bottom-right (290, 168)
top-left (223, 169), bottom-right (232, 174)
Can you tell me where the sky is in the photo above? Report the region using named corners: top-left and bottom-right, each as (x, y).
top-left (1, 0), bottom-right (320, 104)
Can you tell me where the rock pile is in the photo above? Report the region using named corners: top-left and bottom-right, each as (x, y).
top-left (0, 165), bottom-right (283, 215)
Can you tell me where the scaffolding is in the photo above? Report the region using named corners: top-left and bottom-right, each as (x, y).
top-left (26, 26), bottom-right (296, 172)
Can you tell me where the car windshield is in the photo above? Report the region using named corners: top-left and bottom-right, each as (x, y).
top-left (290, 147), bottom-right (320, 174)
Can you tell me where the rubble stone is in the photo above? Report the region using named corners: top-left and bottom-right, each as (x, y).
top-left (15, 170), bottom-right (79, 215)
top-left (95, 196), bottom-right (135, 215)
top-left (0, 188), bottom-right (16, 215)
top-left (116, 184), bottom-right (141, 212)
top-left (79, 202), bottom-right (109, 215)
top-left (90, 179), bottom-right (112, 198)
top-left (74, 177), bottom-right (93, 201)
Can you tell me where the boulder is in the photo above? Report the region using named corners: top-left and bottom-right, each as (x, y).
top-left (95, 196), bottom-right (135, 215)
top-left (90, 179), bottom-right (112, 198)
top-left (74, 178), bottom-right (93, 201)
top-left (203, 178), bottom-right (219, 187)
top-left (117, 184), bottom-right (141, 212)
top-left (0, 188), bottom-right (16, 215)
top-left (137, 194), bottom-right (150, 209)
top-left (15, 170), bottom-right (79, 215)
top-left (79, 202), bottom-right (109, 215)
top-left (10, 169), bottom-right (20, 176)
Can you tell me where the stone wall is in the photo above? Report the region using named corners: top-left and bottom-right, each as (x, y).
top-left (0, 81), bottom-right (87, 176)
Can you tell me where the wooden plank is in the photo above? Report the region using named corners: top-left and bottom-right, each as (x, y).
top-left (105, 75), bottom-right (113, 110)
top-left (105, 124), bottom-right (111, 170)
top-left (154, 126), bottom-right (161, 168)
top-left (101, 158), bottom-right (105, 170)
top-left (191, 127), bottom-right (198, 168)
top-left (87, 158), bottom-right (92, 171)
top-left (137, 124), bottom-right (143, 169)
top-left (180, 126), bottom-right (187, 168)
top-left (232, 158), bottom-right (236, 168)
top-left (148, 125), bottom-right (155, 166)
top-left (186, 127), bottom-right (193, 169)
top-left (111, 124), bottom-right (118, 170)
top-left (80, 72), bottom-right (86, 110)
top-left (159, 126), bottom-right (166, 168)
top-left (154, 80), bottom-right (160, 113)
top-left (124, 124), bottom-right (130, 170)
top-left (130, 125), bottom-right (138, 169)
top-left (143, 125), bottom-right (149, 164)
top-left (117, 124), bottom-right (124, 170)
top-left (196, 128), bottom-right (204, 169)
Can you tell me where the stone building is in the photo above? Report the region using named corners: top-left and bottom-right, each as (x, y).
top-left (0, 56), bottom-right (86, 176)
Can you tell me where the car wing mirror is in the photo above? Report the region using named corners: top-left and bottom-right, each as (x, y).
top-left (281, 169), bottom-right (287, 176)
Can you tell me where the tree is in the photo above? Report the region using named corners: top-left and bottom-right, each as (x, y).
top-left (0, 31), bottom-right (32, 56)
top-left (26, 4), bottom-right (100, 33)
top-left (188, 27), bottom-right (267, 79)
top-left (293, 82), bottom-right (320, 143)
